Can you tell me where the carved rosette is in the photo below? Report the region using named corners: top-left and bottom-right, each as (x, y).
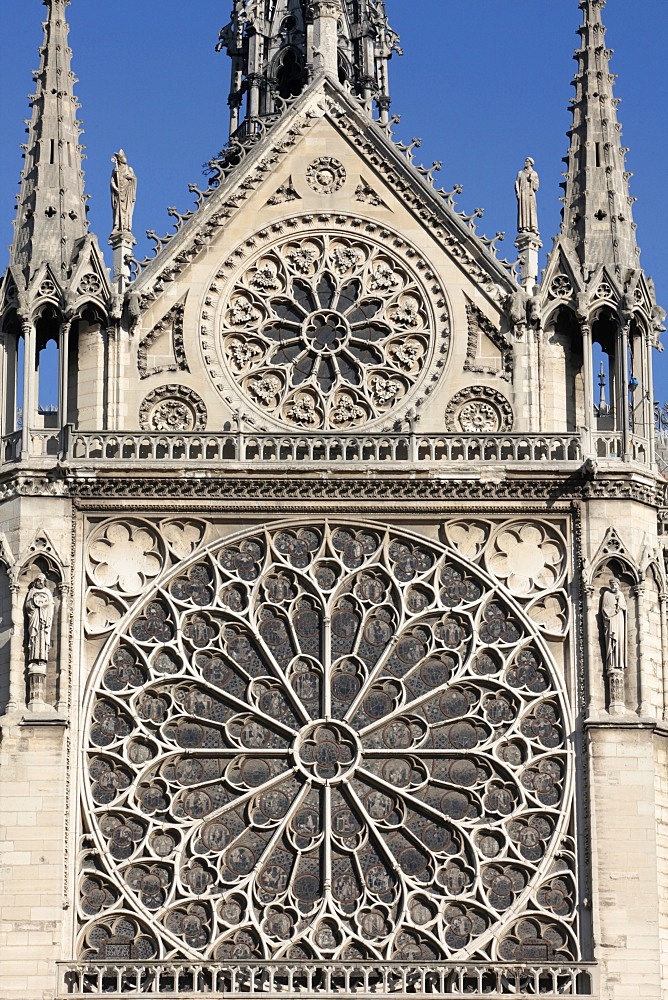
top-left (203, 221), bottom-right (449, 430)
top-left (444, 387), bottom-right (514, 434)
top-left (306, 157), bottom-right (347, 194)
top-left (139, 386), bottom-right (207, 433)
top-left (79, 519), bottom-right (577, 964)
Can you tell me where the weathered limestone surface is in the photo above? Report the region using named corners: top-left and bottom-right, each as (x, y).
top-left (1, 1), bottom-right (667, 999)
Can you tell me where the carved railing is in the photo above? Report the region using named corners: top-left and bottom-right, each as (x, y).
top-left (0, 427), bottom-right (659, 468)
top-left (56, 961), bottom-right (594, 998)
top-left (61, 430), bottom-right (584, 465)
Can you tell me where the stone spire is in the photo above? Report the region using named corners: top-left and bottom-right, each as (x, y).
top-left (218, 0), bottom-right (401, 136)
top-left (560, 0), bottom-right (640, 275)
top-left (10, 0), bottom-right (89, 287)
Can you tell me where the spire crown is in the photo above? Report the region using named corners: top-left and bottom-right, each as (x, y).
top-left (10, 0), bottom-right (89, 287)
top-left (218, 0), bottom-right (401, 137)
top-left (559, 0), bottom-right (640, 276)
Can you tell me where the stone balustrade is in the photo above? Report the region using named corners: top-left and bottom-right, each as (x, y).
top-left (1, 426), bottom-right (660, 468)
top-left (57, 429), bottom-right (583, 465)
top-left (57, 960), bottom-right (593, 998)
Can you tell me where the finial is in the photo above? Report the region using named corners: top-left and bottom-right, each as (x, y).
top-left (10, 0), bottom-right (89, 286)
top-left (557, 0), bottom-right (640, 273)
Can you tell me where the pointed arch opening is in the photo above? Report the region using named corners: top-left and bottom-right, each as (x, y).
top-left (544, 306), bottom-right (583, 432)
top-left (1, 311), bottom-right (24, 442)
top-left (276, 47), bottom-right (307, 100)
top-left (591, 309), bottom-right (619, 433)
top-left (35, 310), bottom-right (60, 429)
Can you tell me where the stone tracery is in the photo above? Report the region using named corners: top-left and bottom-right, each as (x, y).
top-left (213, 230), bottom-right (444, 429)
top-left (80, 520), bottom-right (577, 963)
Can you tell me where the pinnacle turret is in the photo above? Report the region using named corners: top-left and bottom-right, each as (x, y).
top-left (218, 0), bottom-right (401, 137)
top-left (560, 0), bottom-right (639, 275)
top-left (10, 0), bottom-right (89, 287)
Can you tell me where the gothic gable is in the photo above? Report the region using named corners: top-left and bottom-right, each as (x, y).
top-left (121, 81), bottom-right (519, 437)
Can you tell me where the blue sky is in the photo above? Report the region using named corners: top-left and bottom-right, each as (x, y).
top-left (2, 1), bottom-right (668, 399)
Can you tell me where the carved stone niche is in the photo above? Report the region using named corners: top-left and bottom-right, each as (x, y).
top-left (593, 559), bottom-right (636, 716)
top-left (20, 559), bottom-right (62, 715)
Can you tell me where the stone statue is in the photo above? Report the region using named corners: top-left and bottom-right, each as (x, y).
top-left (515, 157), bottom-right (540, 235)
top-left (505, 288), bottom-right (530, 330)
top-left (110, 150), bottom-right (137, 235)
top-left (24, 574), bottom-right (55, 706)
top-left (600, 579), bottom-right (627, 710)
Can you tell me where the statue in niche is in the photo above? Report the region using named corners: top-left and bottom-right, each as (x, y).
top-left (600, 578), bottom-right (627, 711)
top-left (24, 574), bottom-right (55, 706)
top-left (515, 157), bottom-right (540, 235)
top-left (110, 149), bottom-right (137, 235)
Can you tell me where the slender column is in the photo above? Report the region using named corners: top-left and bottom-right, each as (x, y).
top-left (646, 331), bottom-right (656, 465)
top-left (55, 581), bottom-right (70, 715)
top-left (620, 322), bottom-right (630, 459)
top-left (536, 329), bottom-right (545, 433)
top-left (59, 318), bottom-right (71, 432)
top-left (580, 319), bottom-right (594, 454)
top-left (105, 326), bottom-right (117, 431)
top-left (660, 595), bottom-right (668, 721)
top-left (312, 0), bottom-right (341, 76)
top-left (5, 580), bottom-right (23, 712)
top-left (3, 335), bottom-right (18, 441)
top-left (247, 73), bottom-right (261, 122)
top-left (20, 317), bottom-right (35, 457)
top-left (635, 583), bottom-right (650, 716)
top-left (0, 332), bottom-right (6, 445)
top-left (583, 583), bottom-right (603, 717)
top-left (229, 93), bottom-right (242, 136)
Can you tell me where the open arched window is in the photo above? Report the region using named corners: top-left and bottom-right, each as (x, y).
top-left (276, 47), bottom-right (307, 100)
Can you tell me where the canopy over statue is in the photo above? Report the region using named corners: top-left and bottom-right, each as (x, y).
top-left (110, 149), bottom-right (137, 236)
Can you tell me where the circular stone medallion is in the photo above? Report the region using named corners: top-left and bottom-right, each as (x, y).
top-left (295, 721), bottom-right (361, 783)
top-left (139, 385), bottom-right (207, 432)
top-left (306, 157), bottom-right (346, 194)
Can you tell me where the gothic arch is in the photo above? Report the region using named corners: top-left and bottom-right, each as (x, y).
top-left (273, 47), bottom-right (307, 101)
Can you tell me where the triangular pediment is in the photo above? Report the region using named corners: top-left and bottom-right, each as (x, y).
top-left (129, 76), bottom-right (518, 314)
top-left (0, 265), bottom-right (22, 319)
top-left (28, 262), bottom-right (64, 308)
top-left (120, 76), bottom-right (526, 438)
top-left (541, 236), bottom-right (584, 310)
top-left (588, 266), bottom-right (623, 309)
top-left (588, 526), bottom-right (637, 582)
top-left (19, 528), bottom-right (68, 572)
top-left (69, 236), bottom-right (113, 310)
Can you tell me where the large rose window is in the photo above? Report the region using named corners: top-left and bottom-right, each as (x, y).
top-left (214, 232), bottom-right (442, 429)
top-left (80, 521), bottom-right (578, 964)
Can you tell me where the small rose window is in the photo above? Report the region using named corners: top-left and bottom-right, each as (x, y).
top-left (218, 233), bottom-right (439, 429)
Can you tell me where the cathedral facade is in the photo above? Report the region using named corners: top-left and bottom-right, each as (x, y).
top-left (1, 2), bottom-right (667, 999)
